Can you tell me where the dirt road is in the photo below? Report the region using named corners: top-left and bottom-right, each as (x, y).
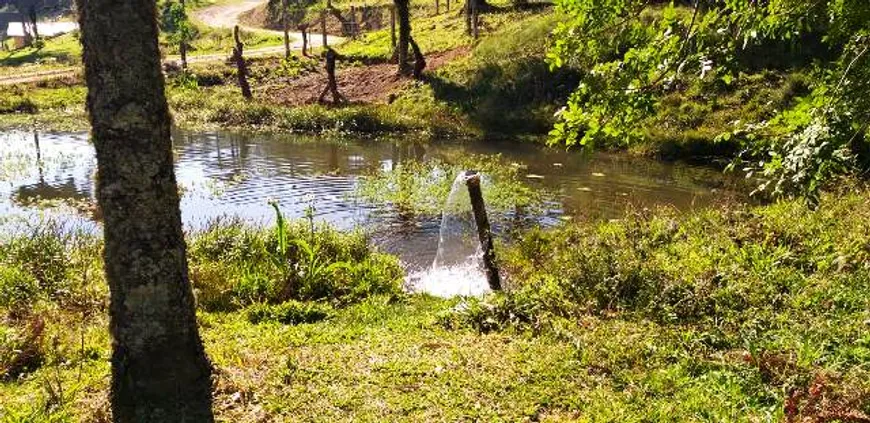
top-left (1, 0), bottom-right (342, 86)
top-left (193, 0), bottom-right (342, 49)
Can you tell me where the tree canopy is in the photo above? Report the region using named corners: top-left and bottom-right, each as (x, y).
top-left (548, 0), bottom-right (870, 201)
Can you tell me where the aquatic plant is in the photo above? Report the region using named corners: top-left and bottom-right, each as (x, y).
top-left (357, 154), bottom-right (548, 216)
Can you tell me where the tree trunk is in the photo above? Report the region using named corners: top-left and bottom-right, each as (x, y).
top-left (409, 36), bottom-right (425, 79)
top-left (28, 5), bottom-right (39, 41)
top-left (300, 24), bottom-right (308, 56)
top-left (180, 0), bottom-right (188, 69)
top-left (471, 0), bottom-right (478, 39)
top-left (390, 5), bottom-right (396, 49)
top-left (180, 39), bottom-right (188, 69)
top-left (395, 0), bottom-right (411, 75)
top-left (321, 13), bottom-right (327, 48)
top-left (75, 0), bottom-right (214, 421)
top-left (464, 0), bottom-right (471, 35)
top-left (233, 25), bottom-right (252, 99)
top-left (20, 20), bottom-right (32, 46)
top-left (282, 0), bottom-right (290, 59)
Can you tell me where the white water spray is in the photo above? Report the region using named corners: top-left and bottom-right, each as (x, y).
top-left (406, 171), bottom-right (491, 297)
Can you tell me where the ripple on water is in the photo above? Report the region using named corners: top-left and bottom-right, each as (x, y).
top-left (0, 129), bottom-right (745, 271)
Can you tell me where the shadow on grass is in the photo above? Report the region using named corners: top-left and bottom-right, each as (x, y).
top-left (425, 56), bottom-right (579, 138)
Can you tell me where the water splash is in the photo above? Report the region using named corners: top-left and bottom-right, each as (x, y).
top-left (406, 171), bottom-right (490, 297)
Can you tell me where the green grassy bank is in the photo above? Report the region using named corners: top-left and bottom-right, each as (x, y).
top-left (2, 188), bottom-right (869, 421)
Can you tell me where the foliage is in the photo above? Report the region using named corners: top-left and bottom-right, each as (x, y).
top-left (357, 154), bottom-right (547, 215)
top-left (161, 0), bottom-right (198, 48)
top-left (548, 0), bottom-right (870, 198)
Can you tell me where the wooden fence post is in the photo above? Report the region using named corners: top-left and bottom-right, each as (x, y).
top-left (465, 171), bottom-right (501, 291)
top-left (232, 25), bottom-right (252, 99)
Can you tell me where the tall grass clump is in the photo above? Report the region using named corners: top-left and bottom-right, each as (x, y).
top-left (187, 209), bottom-right (404, 312)
top-left (441, 190), bottom-right (870, 418)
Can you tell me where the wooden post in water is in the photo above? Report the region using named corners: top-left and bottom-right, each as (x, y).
top-left (465, 171), bottom-right (501, 291)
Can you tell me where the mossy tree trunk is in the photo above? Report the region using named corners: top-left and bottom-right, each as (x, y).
top-left (395, 0), bottom-right (411, 75)
top-left (75, 0), bottom-right (215, 421)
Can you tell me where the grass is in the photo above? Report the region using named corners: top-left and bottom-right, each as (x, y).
top-left (0, 78), bottom-right (88, 131)
top-left (635, 70), bottom-right (813, 162)
top-left (0, 33), bottom-right (82, 71)
top-left (2, 188), bottom-right (869, 421)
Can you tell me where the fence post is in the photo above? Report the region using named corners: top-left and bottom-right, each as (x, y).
top-left (465, 171), bottom-right (501, 291)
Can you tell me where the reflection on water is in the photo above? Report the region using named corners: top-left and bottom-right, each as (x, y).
top-left (0, 130), bottom-right (744, 269)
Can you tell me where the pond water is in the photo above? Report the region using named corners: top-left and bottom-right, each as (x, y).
top-left (0, 130), bottom-right (743, 269)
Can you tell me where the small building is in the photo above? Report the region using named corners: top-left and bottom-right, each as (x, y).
top-left (5, 20), bottom-right (77, 49)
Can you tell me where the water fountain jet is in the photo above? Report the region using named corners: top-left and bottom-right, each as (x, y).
top-left (407, 170), bottom-right (501, 297)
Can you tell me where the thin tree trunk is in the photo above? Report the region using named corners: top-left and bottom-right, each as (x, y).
top-left (390, 6), bottom-right (396, 49)
top-left (20, 20), bottom-right (31, 46)
top-left (282, 0), bottom-right (290, 59)
top-left (300, 24), bottom-right (308, 56)
top-left (75, 0), bottom-right (214, 420)
top-left (321, 13), bottom-right (327, 47)
top-left (464, 0), bottom-right (471, 35)
top-left (410, 35), bottom-right (425, 79)
top-left (350, 6), bottom-right (357, 37)
top-left (180, 0), bottom-right (188, 69)
top-left (395, 0), bottom-right (411, 75)
top-left (435, 0), bottom-right (439, 15)
top-left (471, 0), bottom-right (479, 39)
top-left (233, 25), bottom-right (252, 99)
top-left (28, 5), bottom-right (39, 42)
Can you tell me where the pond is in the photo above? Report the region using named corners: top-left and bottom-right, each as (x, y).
top-left (0, 130), bottom-right (744, 269)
